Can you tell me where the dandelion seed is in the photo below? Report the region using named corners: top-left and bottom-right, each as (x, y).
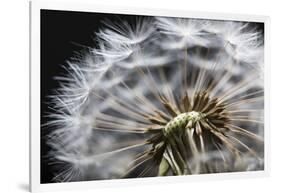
top-left (93, 17), bottom-right (156, 68)
top-left (97, 18), bottom-right (155, 45)
top-left (208, 21), bottom-right (263, 64)
top-left (156, 17), bottom-right (210, 49)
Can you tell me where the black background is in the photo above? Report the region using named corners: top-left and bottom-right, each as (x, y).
top-left (40, 9), bottom-right (264, 183)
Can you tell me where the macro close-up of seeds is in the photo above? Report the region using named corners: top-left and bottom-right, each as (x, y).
top-left (41, 12), bottom-right (264, 183)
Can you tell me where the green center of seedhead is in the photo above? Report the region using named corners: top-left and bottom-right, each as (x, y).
top-left (163, 111), bottom-right (206, 137)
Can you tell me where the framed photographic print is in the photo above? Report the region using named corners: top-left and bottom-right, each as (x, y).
top-left (30, 0), bottom-right (270, 192)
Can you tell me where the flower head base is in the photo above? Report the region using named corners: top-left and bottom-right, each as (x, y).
top-left (141, 89), bottom-right (239, 176)
top-left (164, 111), bottom-right (206, 137)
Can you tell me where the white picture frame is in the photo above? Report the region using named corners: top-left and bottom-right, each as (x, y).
top-left (30, 0), bottom-right (270, 192)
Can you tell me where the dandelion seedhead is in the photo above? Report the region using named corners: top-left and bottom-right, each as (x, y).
top-left (45, 16), bottom-right (264, 182)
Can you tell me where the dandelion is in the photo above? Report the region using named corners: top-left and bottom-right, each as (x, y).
top-left (45, 16), bottom-right (264, 181)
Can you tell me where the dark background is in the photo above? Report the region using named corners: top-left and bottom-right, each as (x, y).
top-left (40, 9), bottom-right (264, 183)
